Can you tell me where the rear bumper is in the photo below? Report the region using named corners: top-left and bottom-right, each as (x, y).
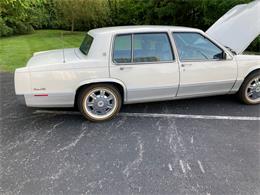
top-left (15, 68), bottom-right (74, 108)
top-left (16, 94), bottom-right (74, 108)
top-left (14, 67), bottom-right (31, 95)
top-left (24, 94), bottom-right (74, 108)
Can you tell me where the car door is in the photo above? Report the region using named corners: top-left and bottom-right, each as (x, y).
top-left (110, 32), bottom-right (179, 103)
top-left (172, 32), bottom-right (237, 97)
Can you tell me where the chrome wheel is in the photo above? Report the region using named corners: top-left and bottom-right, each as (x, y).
top-left (83, 88), bottom-right (118, 120)
top-left (246, 76), bottom-right (260, 103)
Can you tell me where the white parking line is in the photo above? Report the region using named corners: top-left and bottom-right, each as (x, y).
top-left (120, 112), bottom-right (260, 121)
top-left (34, 110), bottom-right (80, 115)
top-left (33, 110), bottom-right (260, 121)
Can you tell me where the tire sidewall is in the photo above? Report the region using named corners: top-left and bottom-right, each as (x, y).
top-left (239, 71), bottom-right (260, 105)
top-left (78, 84), bottom-right (122, 122)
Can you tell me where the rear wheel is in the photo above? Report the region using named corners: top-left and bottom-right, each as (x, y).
top-left (238, 70), bottom-right (260, 105)
top-left (78, 84), bottom-right (122, 122)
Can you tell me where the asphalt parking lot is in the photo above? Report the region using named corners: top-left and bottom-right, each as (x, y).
top-left (1, 73), bottom-right (260, 195)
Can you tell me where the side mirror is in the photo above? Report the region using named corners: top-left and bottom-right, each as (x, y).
top-left (222, 52), bottom-right (227, 60)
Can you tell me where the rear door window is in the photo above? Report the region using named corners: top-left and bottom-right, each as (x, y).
top-left (133, 33), bottom-right (174, 63)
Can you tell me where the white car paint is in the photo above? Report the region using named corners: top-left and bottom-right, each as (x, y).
top-left (109, 28), bottom-right (180, 103)
top-left (14, 2), bottom-right (260, 108)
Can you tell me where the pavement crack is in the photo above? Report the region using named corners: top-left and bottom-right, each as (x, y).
top-left (197, 160), bottom-right (205, 174)
top-left (123, 133), bottom-right (144, 178)
top-left (179, 159), bottom-right (186, 174)
top-left (50, 163), bottom-right (70, 180)
top-left (168, 163), bottom-right (173, 171)
top-left (52, 120), bottom-right (65, 130)
top-left (191, 136), bottom-right (194, 144)
top-left (57, 131), bottom-right (85, 153)
top-left (115, 116), bottom-right (127, 128)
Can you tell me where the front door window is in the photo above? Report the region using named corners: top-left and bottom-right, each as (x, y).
top-left (173, 32), bottom-right (224, 61)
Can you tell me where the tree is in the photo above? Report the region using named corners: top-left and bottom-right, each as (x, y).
top-left (0, 0), bottom-right (50, 36)
top-left (54, 0), bottom-right (109, 32)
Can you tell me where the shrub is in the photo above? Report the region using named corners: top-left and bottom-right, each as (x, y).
top-left (0, 18), bottom-right (13, 37)
top-left (11, 21), bottom-right (34, 35)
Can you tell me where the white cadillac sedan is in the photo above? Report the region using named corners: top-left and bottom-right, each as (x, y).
top-left (14, 2), bottom-right (260, 122)
top-left (15, 24), bottom-right (260, 121)
top-left (16, 2), bottom-right (260, 122)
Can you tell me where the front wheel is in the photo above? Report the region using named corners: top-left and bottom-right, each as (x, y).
top-left (238, 70), bottom-right (260, 105)
top-left (78, 84), bottom-right (122, 122)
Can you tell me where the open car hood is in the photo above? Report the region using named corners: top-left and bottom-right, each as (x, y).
top-left (206, 0), bottom-right (260, 54)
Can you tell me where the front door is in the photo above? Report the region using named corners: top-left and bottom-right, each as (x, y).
top-left (110, 32), bottom-right (179, 103)
top-left (172, 32), bottom-right (237, 97)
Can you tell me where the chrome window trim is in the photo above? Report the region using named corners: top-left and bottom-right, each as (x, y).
top-left (172, 32), bottom-right (233, 62)
top-left (111, 32), bottom-right (177, 65)
top-left (178, 58), bottom-right (232, 62)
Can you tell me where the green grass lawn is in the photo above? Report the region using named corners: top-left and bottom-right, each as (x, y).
top-left (0, 30), bottom-right (85, 72)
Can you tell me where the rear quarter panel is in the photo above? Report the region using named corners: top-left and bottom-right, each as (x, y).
top-left (26, 60), bottom-right (109, 107)
top-left (29, 60), bottom-right (109, 95)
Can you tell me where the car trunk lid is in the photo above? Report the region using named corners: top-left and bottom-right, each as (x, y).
top-left (27, 48), bottom-right (80, 67)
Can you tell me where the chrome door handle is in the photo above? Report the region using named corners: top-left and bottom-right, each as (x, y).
top-left (181, 63), bottom-right (192, 67)
top-left (120, 67), bottom-right (132, 71)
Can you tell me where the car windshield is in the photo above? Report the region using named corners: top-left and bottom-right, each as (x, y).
top-left (79, 34), bottom-right (93, 55)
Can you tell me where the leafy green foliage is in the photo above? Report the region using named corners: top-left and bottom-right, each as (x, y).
top-left (0, 17), bottom-right (13, 36)
top-left (0, 0), bottom-right (258, 51)
top-left (1, 0), bottom-right (35, 35)
top-left (54, 0), bottom-right (109, 31)
top-left (107, 0), bottom-right (253, 30)
top-left (1, 0), bottom-right (255, 34)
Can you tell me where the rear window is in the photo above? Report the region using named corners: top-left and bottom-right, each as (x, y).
top-left (113, 34), bottom-right (132, 63)
top-left (80, 34), bottom-right (93, 55)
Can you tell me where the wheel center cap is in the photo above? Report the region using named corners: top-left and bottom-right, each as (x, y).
top-left (256, 87), bottom-right (260, 93)
top-left (97, 101), bottom-right (104, 107)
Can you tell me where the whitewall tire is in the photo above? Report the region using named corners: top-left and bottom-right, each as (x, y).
top-left (78, 84), bottom-right (122, 122)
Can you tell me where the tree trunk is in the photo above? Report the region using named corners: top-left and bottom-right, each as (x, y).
top-left (71, 18), bottom-right (75, 32)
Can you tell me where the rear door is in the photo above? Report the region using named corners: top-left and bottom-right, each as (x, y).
top-left (109, 32), bottom-right (179, 103)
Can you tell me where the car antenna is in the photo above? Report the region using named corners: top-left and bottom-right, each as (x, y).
top-left (61, 31), bottom-right (65, 63)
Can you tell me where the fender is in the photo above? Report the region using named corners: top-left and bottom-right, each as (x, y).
top-left (230, 64), bottom-right (260, 93)
top-left (244, 64), bottom-right (260, 77)
top-left (75, 78), bottom-right (128, 102)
